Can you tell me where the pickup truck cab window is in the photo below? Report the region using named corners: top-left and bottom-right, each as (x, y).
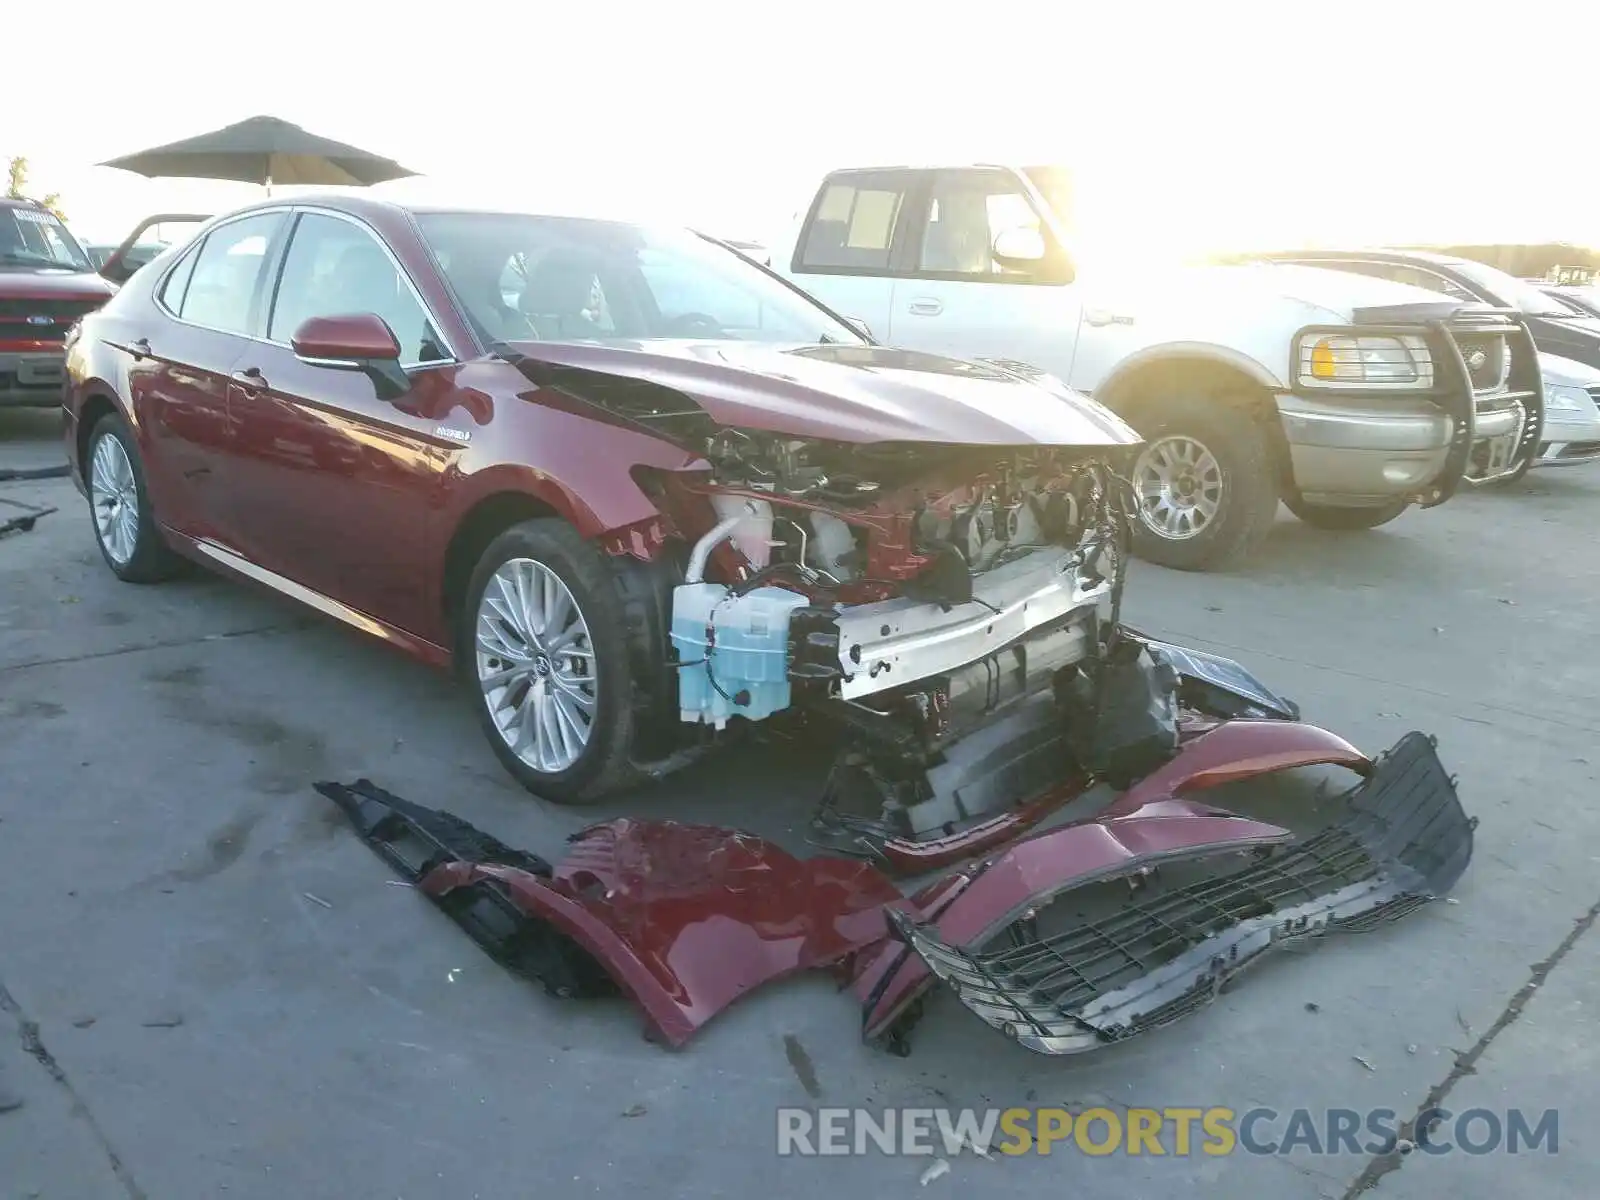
top-left (918, 172), bottom-right (1048, 279)
top-left (794, 174), bottom-right (911, 272)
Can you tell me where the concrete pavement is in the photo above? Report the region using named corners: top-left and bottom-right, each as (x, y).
top-left (2, 407), bottom-right (1596, 1199)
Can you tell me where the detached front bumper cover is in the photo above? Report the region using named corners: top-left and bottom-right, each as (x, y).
top-left (878, 731), bottom-right (1473, 1055)
top-left (317, 727), bottom-right (1471, 1057)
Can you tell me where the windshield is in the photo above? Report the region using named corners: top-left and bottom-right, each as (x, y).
top-left (415, 211), bottom-right (867, 348)
top-left (0, 207), bottom-right (92, 270)
top-left (1448, 258), bottom-right (1583, 318)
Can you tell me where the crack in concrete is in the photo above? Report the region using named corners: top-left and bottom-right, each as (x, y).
top-left (1340, 890), bottom-right (1600, 1197)
top-left (0, 621), bottom-right (308, 677)
top-left (0, 979), bottom-right (148, 1199)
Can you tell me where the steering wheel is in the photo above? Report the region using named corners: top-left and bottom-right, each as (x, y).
top-left (663, 311), bottom-right (724, 337)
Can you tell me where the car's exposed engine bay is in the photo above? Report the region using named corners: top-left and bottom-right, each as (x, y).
top-left (642, 429), bottom-right (1163, 863)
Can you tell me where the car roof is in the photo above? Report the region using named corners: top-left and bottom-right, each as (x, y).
top-left (1256, 247), bottom-right (1475, 270)
top-left (822, 163), bottom-right (1021, 175)
top-left (202, 190), bottom-right (687, 232)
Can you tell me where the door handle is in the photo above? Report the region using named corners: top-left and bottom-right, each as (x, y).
top-left (1084, 308), bottom-right (1134, 327)
top-left (907, 298), bottom-right (944, 316)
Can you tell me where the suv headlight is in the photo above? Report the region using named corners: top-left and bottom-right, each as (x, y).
top-left (1542, 382), bottom-right (1592, 413)
top-left (1295, 333), bottom-right (1434, 390)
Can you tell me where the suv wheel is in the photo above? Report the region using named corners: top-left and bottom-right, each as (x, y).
top-left (85, 412), bottom-right (185, 583)
top-left (1126, 396), bottom-right (1279, 571)
top-left (461, 519), bottom-right (641, 805)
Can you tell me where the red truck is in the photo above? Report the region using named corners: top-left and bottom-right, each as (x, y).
top-left (1, 200), bottom-right (205, 407)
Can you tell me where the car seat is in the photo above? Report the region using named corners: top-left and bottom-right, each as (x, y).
top-left (519, 251), bottom-right (606, 341)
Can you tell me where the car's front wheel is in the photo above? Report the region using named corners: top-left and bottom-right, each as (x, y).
top-left (461, 519), bottom-right (641, 805)
top-left (85, 411), bottom-right (185, 583)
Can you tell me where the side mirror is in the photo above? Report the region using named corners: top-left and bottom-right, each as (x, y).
top-left (292, 313), bottom-right (409, 401)
top-left (992, 226), bottom-right (1047, 270)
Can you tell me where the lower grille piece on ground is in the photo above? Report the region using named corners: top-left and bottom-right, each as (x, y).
top-left (885, 730), bottom-right (1475, 1054)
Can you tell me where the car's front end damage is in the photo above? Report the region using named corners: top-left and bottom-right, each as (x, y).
top-left (318, 340), bottom-right (1476, 1056)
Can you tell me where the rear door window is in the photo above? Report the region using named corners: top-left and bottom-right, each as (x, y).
top-left (796, 175), bottom-right (911, 271)
top-left (158, 241), bottom-right (202, 313)
top-left (176, 213), bottom-right (286, 334)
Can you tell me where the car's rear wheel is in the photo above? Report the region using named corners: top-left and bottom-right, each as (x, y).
top-left (1285, 496), bottom-right (1409, 530)
top-left (1126, 396), bottom-right (1279, 571)
top-left (86, 411), bottom-right (185, 583)
top-left (461, 519), bottom-right (640, 805)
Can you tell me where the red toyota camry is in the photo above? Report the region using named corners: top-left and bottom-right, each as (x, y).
top-left (63, 192), bottom-right (1143, 803)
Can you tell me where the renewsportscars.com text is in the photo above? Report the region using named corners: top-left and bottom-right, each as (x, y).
top-left (776, 1106), bottom-right (1559, 1158)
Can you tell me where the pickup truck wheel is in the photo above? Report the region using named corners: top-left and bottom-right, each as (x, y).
top-left (1126, 398), bottom-right (1278, 571)
top-left (1285, 497), bottom-right (1409, 530)
top-left (461, 519), bottom-right (640, 805)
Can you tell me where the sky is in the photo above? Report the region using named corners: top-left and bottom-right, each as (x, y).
top-left (5, 0), bottom-right (1596, 266)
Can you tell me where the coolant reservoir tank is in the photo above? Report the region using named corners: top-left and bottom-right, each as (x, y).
top-left (809, 512), bottom-right (856, 579)
top-left (709, 495), bottom-right (774, 570)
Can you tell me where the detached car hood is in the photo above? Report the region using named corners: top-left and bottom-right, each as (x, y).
top-left (500, 338), bottom-right (1141, 447)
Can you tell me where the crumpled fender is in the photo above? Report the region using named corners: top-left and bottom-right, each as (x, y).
top-left (854, 801), bottom-right (1292, 1040)
top-left (421, 818), bottom-right (906, 1047)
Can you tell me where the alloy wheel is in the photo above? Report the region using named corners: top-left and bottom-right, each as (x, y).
top-left (89, 433), bottom-right (140, 565)
top-left (1133, 435), bottom-right (1224, 540)
top-left (474, 558), bottom-right (598, 774)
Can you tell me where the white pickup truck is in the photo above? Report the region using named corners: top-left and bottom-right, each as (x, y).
top-left (770, 165), bottom-right (1543, 569)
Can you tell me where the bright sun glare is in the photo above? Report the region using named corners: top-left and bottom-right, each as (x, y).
top-left (4, 1), bottom-right (1593, 259)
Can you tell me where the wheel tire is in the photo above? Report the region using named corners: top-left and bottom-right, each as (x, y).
top-left (1125, 395), bottom-right (1280, 571)
top-left (459, 518), bottom-right (641, 805)
top-left (84, 411), bottom-right (185, 584)
top-left (1285, 497), bottom-right (1409, 530)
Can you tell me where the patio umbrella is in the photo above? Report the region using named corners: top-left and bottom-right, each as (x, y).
top-left (99, 115), bottom-right (417, 193)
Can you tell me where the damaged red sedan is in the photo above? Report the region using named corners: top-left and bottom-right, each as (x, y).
top-left (64, 193), bottom-right (1146, 803)
top-left (66, 194), bottom-right (1474, 1056)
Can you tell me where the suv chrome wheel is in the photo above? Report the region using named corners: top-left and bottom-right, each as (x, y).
top-left (89, 433), bottom-right (139, 565)
top-left (1134, 435), bottom-right (1223, 540)
top-left (474, 558), bottom-right (598, 774)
